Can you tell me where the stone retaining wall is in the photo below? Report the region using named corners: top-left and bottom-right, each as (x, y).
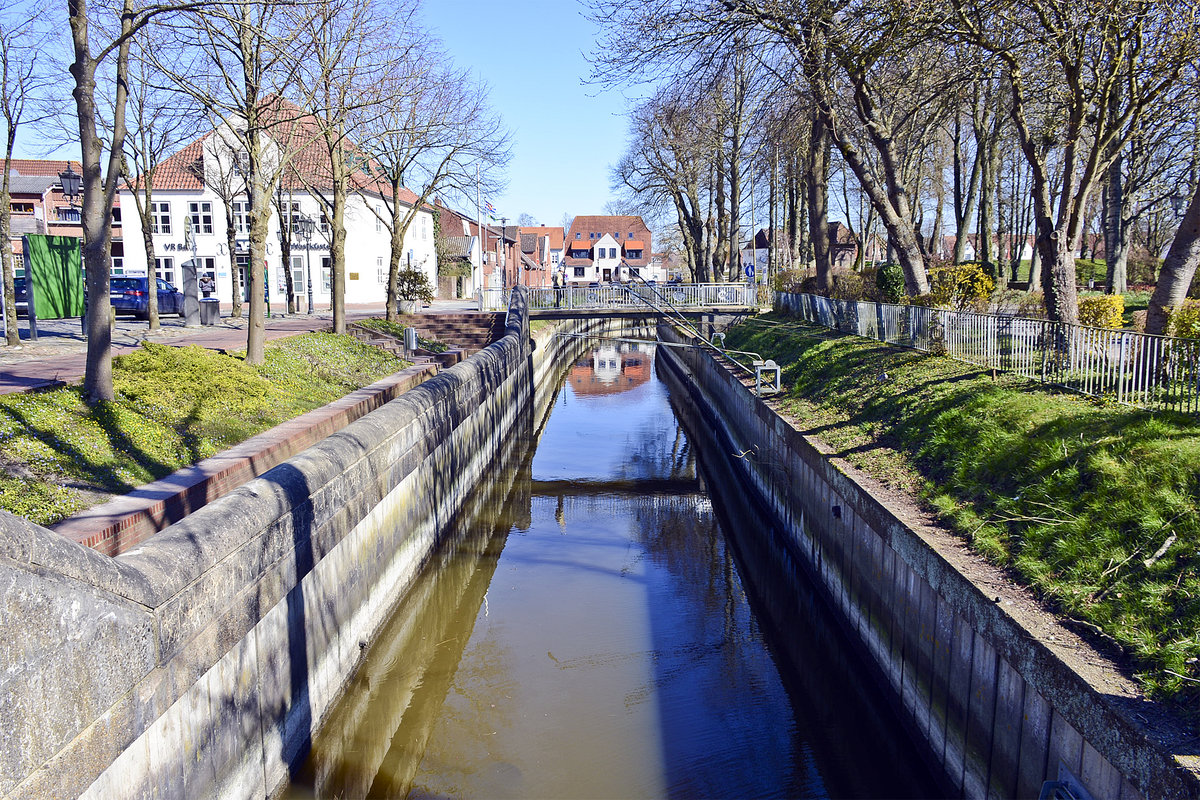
top-left (0, 292), bottom-right (534, 800)
top-left (656, 324), bottom-right (1200, 800)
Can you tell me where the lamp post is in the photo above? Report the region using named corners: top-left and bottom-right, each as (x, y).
top-left (296, 214), bottom-right (315, 315)
top-left (58, 165), bottom-right (82, 209)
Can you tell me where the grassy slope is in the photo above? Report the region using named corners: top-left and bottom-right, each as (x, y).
top-left (724, 313), bottom-right (1200, 719)
top-left (0, 333), bottom-right (408, 526)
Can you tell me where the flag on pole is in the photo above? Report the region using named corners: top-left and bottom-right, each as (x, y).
top-left (484, 200), bottom-right (496, 219)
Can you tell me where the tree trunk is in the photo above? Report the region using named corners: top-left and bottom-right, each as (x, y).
top-left (71, 0), bottom-right (135, 403)
top-left (808, 109), bottom-right (832, 292)
top-left (225, 203), bottom-right (242, 318)
top-left (245, 133), bottom-right (267, 365)
top-left (1146, 182), bottom-right (1200, 335)
top-left (1, 145), bottom-right (17, 346)
top-left (139, 185), bottom-right (159, 330)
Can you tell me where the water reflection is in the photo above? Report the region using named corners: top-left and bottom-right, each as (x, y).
top-left (288, 341), bottom-right (942, 799)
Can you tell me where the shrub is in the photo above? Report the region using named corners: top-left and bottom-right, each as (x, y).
top-left (874, 262), bottom-right (906, 303)
top-left (1077, 294), bottom-right (1125, 329)
top-left (830, 270), bottom-right (865, 301)
top-left (1166, 299), bottom-right (1200, 340)
top-left (918, 261), bottom-right (996, 310)
top-left (772, 268), bottom-right (809, 294)
top-left (1017, 292), bottom-right (1047, 319)
top-left (396, 267), bottom-right (435, 303)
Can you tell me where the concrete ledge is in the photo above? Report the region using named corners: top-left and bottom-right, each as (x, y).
top-left (50, 364), bottom-right (438, 557)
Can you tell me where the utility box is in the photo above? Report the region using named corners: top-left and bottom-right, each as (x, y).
top-left (199, 298), bottom-right (220, 326)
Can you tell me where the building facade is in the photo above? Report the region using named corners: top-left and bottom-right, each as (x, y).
top-left (119, 118), bottom-right (438, 310)
top-left (561, 215), bottom-right (661, 285)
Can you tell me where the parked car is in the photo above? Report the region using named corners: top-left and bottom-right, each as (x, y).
top-left (12, 277), bottom-right (28, 317)
top-left (110, 276), bottom-right (185, 319)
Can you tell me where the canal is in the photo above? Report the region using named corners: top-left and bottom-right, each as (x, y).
top-left (286, 339), bottom-right (942, 798)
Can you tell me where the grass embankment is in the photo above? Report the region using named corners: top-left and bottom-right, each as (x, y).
top-left (724, 313), bottom-right (1200, 719)
top-left (0, 333), bottom-right (408, 526)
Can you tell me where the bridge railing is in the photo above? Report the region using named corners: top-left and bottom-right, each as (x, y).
top-left (479, 282), bottom-right (757, 312)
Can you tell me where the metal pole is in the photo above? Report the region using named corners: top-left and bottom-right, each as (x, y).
top-left (304, 230), bottom-right (313, 315)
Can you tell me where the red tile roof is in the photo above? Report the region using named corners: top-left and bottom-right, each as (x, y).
top-left (625, 240), bottom-right (644, 251)
top-left (6, 159), bottom-right (82, 176)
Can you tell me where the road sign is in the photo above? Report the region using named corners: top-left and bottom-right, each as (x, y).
top-left (744, 264), bottom-right (755, 279)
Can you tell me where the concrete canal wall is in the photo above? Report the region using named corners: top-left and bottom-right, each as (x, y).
top-left (0, 293), bottom-right (546, 800)
top-left (657, 324), bottom-right (1200, 800)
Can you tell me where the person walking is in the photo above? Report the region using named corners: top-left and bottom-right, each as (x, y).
top-left (552, 267), bottom-right (562, 308)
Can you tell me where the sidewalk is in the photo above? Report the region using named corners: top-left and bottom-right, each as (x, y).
top-left (0, 301), bottom-right (475, 395)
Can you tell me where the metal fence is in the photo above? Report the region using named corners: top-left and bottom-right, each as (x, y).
top-left (776, 292), bottom-right (1200, 415)
top-left (479, 282), bottom-right (757, 312)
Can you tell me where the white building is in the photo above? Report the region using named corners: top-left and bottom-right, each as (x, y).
top-left (119, 114), bottom-right (438, 310)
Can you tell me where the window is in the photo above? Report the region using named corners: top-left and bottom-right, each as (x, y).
top-left (609, 248), bottom-right (616, 259)
top-left (233, 151), bottom-right (250, 177)
top-left (188, 202), bottom-right (213, 234)
top-left (627, 250), bottom-right (642, 259)
top-left (319, 210), bottom-right (330, 236)
top-left (291, 257), bottom-right (305, 294)
top-left (111, 208), bottom-right (121, 223)
top-left (232, 201), bottom-right (249, 235)
top-left (150, 202), bottom-right (172, 234)
top-left (589, 232), bottom-right (595, 238)
top-left (377, 257), bottom-right (386, 284)
top-left (628, 232), bottom-right (633, 238)
top-left (575, 232), bottom-right (580, 239)
top-left (574, 267), bottom-right (585, 278)
top-left (111, 257), bottom-right (124, 275)
top-left (10, 202), bottom-right (33, 215)
top-left (376, 205), bottom-right (382, 232)
top-left (287, 201), bottom-right (302, 234)
top-left (551, 252), bottom-right (559, 265)
top-left (321, 257), bottom-right (332, 292)
top-left (154, 257), bottom-right (175, 285)
top-left (630, 267), bottom-right (640, 277)
top-left (421, 217), bottom-right (428, 240)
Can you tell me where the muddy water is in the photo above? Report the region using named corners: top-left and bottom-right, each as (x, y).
top-left (287, 341), bottom-right (942, 799)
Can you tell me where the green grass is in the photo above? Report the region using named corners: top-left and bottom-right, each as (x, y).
top-left (0, 333), bottom-right (408, 526)
top-left (724, 313), bottom-right (1200, 720)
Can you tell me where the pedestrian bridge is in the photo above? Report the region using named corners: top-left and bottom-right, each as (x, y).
top-left (479, 282), bottom-right (758, 318)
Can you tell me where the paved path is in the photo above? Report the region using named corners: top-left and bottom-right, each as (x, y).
top-left (0, 301), bottom-right (477, 395)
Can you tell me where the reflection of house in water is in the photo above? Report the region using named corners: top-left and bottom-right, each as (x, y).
top-left (569, 343), bottom-right (653, 396)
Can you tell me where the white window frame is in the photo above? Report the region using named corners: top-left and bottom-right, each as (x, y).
top-left (232, 201), bottom-right (250, 235)
top-left (154, 257), bottom-right (175, 285)
top-left (150, 201), bottom-right (171, 234)
top-left (188, 201), bottom-right (213, 234)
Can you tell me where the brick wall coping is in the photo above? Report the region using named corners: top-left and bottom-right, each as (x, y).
top-left (50, 362), bottom-right (438, 557)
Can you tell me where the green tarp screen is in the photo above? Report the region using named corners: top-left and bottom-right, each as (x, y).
top-left (23, 234), bottom-right (84, 319)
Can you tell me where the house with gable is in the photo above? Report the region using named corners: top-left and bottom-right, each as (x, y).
top-left (561, 215), bottom-right (659, 285)
top-left (119, 103), bottom-right (438, 310)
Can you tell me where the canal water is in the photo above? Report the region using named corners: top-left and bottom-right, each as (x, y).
top-left (287, 340), bottom-right (942, 798)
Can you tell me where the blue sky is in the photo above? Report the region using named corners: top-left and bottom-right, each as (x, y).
top-left (15, 0), bottom-right (633, 227)
top-left (419, 0), bottom-right (634, 226)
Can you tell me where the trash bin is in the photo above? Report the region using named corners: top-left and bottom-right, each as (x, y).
top-left (199, 298), bottom-right (220, 326)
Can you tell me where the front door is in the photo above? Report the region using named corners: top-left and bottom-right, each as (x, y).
top-left (602, 268), bottom-right (612, 282)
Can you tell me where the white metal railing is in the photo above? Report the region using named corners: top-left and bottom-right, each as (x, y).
top-left (776, 292), bottom-right (1200, 415)
top-left (479, 282), bottom-right (757, 312)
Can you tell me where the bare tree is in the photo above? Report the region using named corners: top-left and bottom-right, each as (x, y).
top-left (120, 49), bottom-right (200, 330)
top-left (1, 2), bottom-right (50, 347)
top-left (946, 0), bottom-right (1199, 324)
top-left (67, 0), bottom-right (207, 401)
top-left (355, 42), bottom-right (510, 322)
top-left (151, 0), bottom-right (313, 363)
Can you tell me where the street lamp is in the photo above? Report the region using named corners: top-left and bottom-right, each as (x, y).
top-left (58, 165), bottom-right (82, 207)
top-left (295, 214), bottom-right (315, 315)
top-left (1171, 193), bottom-right (1188, 217)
